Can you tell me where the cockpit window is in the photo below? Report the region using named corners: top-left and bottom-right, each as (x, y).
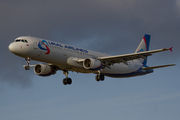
top-left (15, 40), bottom-right (21, 42)
top-left (14, 39), bottom-right (28, 43)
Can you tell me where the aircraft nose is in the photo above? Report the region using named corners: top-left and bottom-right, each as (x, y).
top-left (8, 43), bottom-right (16, 53)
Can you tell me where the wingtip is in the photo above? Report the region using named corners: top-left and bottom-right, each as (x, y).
top-left (169, 47), bottom-right (173, 52)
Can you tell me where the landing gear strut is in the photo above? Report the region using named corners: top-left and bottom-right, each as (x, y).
top-left (95, 70), bottom-right (105, 82)
top-left (25, 57), bottom-right (31, 70)
top-left (62, 71), bottom-right (72, 85)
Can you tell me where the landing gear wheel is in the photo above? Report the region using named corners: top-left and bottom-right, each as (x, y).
top-left (62, 70), bottom-right (72, 85)
top-left (100, 74), bottom-right (105, 81)
top-left (67, 78), bottom-right (72, 84)
top-left (63, 78), bottom-right (68, 85)
top-left (96, 75), bottom-right (100, 82)
top-left (25, 65), bottom-right (30, 70)
top-left (95, 74), bottom-right (105, 82)
top-left (63, 78), bottom-right (72, 85)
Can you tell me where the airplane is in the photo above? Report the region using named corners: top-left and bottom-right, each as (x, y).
top-left (8, 34), bottom-right (175, 85)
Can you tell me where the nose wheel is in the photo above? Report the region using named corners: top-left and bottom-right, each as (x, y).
top-left (25, 66), bottom-right (30, 70)
top-left (25, 57), bottom-right (31, 70)
top-left (62, 70), bottom-right (72, 85)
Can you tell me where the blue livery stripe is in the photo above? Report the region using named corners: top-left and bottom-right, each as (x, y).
top-left (144, 34), bottom-right (151, 51)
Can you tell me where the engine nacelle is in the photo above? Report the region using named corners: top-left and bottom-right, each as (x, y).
top-left (34, 64), bottom-right (54, 76)
top-left (83, 58), bottom-right (102, 70)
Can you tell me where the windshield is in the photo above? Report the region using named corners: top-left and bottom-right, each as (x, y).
top-left (14, 39), bottom-right (28, 43)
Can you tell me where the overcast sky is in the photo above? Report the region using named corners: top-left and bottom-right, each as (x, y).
top-left (0, 0), bottom-right (180, 120)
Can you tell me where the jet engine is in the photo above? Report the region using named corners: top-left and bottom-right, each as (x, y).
top-left (83, 58), bottom-right (102, 70)
top-left (34, 64), bottom-right (55, 76)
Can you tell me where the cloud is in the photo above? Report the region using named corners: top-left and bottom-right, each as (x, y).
top-left (53, 91), bottom-right (180, 112)
top-left (176, 0), bottom-right (180, 12)
top-left (0, 53), bottom-right (33, 88)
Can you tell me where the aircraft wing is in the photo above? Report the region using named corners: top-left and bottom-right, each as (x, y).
top-left (97, 47), bottom-right (172, 66)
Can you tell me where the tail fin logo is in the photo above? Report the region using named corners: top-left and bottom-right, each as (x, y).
top-left (137, 49), bottom-right (144, 53)
top-left (135, 34), bottom-right (150, 53)
top-left (38, 40), bottom-right (50, 54)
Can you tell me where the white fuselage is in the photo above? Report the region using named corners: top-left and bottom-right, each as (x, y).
top-left (9, 36), bottom-right (152, 78)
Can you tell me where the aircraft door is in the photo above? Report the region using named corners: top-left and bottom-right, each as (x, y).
top-left (33, 41), bottom-right (38, 49)
top-left (30, 39), bottom-right (41, 57)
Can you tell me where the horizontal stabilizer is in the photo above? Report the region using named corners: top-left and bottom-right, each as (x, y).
top-left (142, 64), bottom-right (175, 70)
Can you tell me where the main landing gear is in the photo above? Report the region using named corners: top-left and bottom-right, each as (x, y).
top-left (25, 57), bottom-right (31, 70)
top-left (62, 71), bottom-right (72, 85)
top-left (95, 70), bottom-right (105, 82)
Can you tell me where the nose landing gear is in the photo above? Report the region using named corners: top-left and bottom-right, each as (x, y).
top-left (25, 57), bottom-right (31, 70)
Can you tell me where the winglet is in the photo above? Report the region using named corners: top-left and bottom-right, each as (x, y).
top-left (169, 47), bottom-right (173, 52)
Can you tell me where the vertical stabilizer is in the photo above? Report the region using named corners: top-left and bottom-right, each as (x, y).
top-left (135, 34), bottom-right (151, 66)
